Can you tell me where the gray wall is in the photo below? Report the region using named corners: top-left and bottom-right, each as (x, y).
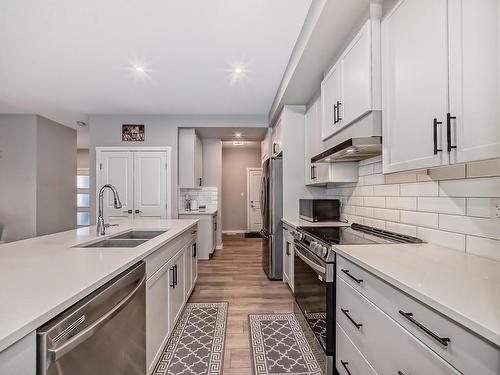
top-left (0, 115), bottom-right (37, 242)
top-left (0, 114), bottom-right (76, 242)
top-left (36, 116), bottom-right (77, 236)
top-left (77, 149), bottom-right (90, 169)
top-left (221, 146), bottom-right (261, 232)
top-left (88, 114), bottom-right (267, 222)
top-left (202, 138), bottom-right (223, 246)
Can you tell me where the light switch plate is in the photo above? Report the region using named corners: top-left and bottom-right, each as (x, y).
top-left (492, 199), bottom-right (500, 222)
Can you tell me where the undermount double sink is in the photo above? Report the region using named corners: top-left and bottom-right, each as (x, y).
top-left (80, 230), bottom-right (167, 248)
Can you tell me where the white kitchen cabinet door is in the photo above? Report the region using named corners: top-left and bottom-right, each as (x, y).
top-left (212, 214), bottom-right (217, 251)
top-left (305, 97), bottom-right (330, 185)
top-left (271, 118), bottom-right (283, 156)
top-left (0, 332), bottom-right (36, 375)
top-left (448, 0), bottom-right (500, 163)
top-left (195, 135), bottom-right (203, 186)
top-left (169, 250), bottom-right (185, 330)
top-left (282, 225), bottom-right (294, 291)
top-left (134, 152), bottom-right (167, 219)
top-left (146, 261), bottom-right (171, 373)
top-left (184, 244), bottom-right (193, 297)
top-left (341, 21), bottom-right (373, 127)
top-left (99, 151), bottom-right (134, 220)
top-left (382, 0), bottom-right (450, 173)
top-left (191, 241), bottom-right (198, 288)
top-left (178, 129), bottom-right (203, 187)
top-left (321, 62), bottom-right (343, 140)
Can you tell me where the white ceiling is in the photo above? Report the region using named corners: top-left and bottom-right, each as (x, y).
top-left (0, 0), bottom-right (312, 129)
top-left (194, 127), bottom-right (267, 141)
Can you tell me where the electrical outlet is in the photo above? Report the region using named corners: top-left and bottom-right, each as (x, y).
top-left (492, 199), bottom-right (500, 222)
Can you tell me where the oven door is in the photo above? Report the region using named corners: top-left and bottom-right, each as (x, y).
top-left (293, 241), bottom-right (334, 355)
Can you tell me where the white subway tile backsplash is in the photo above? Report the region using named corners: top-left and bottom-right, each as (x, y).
top-left (466, 236), bottom-right (500, 261)
top-left (400, 211), bottom-right (439, 228)
top-left (467, 198), bottom-right (492, 218)
top-left (373, 208), bottom-right (399, 222)
top-left (373, 184), bottom-right (400, 196)
top-left (344, 196), bottom-right (364, 206)
top-left (343, 214), bottom-right (364, 225)
top-left (439, 177), bottom-right (500, 197)
top-left (359, 164), bottom-right (374, 176)
top-left (439, 214), bottom-right (500, 240)
top-left (363, 174), bottom-right (386, 186)
top-left (359, 155), bottom-right (382, 166)
top-left (386, 197), bottom-right (417, 210)
top-left (417, 197), bottom-right (466, 215)
top-left (343, 205), bottom-right (356, 215)
top-left (386, 222), bottom-right (417, 237)
top-left (364, 196), bottom-right (386, 208)
top-left (373, 162), bottom-right (383, 174)
top-left (417, 227), bottom-right (466, 251)
top-left (400, 181), bottom-right (439, 197)
top-left (352, 185), bottom-right (374, 196)
top-left (355, 206), bottom-right (374, 217)
top-left (363, 218), bottom-right (386, 230)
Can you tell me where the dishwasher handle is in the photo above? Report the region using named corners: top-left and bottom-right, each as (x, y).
top-left (48, 274), bottom-right (146, 362)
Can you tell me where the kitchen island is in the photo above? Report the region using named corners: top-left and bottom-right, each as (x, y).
top-left (0, 218), bottom-right (198, 374)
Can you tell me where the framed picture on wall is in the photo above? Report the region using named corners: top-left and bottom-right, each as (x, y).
top-left (122, 124), bottom-right (145, 141)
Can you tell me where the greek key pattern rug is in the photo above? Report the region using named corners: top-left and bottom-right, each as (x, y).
top-left (153, 302), bottom-right (228, 375)
top-left (249, 313), bottom-right (323, 375)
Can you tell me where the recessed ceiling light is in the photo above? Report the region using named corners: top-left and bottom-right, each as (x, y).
top-left (233, 141), bottom-right (244, 146)
top-left (235, 132), bottom-right (242, 138)
top-left (234, 67), bottom-right (243, 74)
top-left (76, 121), bottom-right (87, 127)
top-left (135, 66), bottom-right (145, 73)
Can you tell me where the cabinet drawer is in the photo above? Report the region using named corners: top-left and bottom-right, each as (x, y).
top-left (145, 229), bottom-right (195, 277)
top-left (336, 323), bottom-right (377, 375)
top-left (337, 277), bottom-right (460, 375)
top-left (337, 255), bottom-right (500, 375)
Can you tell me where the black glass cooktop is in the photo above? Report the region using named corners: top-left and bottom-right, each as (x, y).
top-left (300, 223), bottom-right (423, 246)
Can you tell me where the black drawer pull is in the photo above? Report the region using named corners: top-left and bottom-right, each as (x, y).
top-left (341, 308), bottom-right (362, 329)
top-left (399, 310), bottom-right (450, 346)
top-left (433, 118), bottom-right (443, 155)
top-left (341, 269), bottom-right (363, 284)
top-left (170, 266), bottom-right (175, 288)
top-left (340, 360), bottom-right (352, 375)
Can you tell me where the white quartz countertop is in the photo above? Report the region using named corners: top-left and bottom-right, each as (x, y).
top-left (178, 209), bottom-right (217, 215)
top-left (281, 217), bottom-right (350, 229)
top-left (0, 219), bottom-right (198, 352)
top-left (334, 242), bottom-right (500, 346)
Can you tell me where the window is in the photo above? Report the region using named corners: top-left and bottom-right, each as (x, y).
top-left (77, 168), bottom-right (90, 227)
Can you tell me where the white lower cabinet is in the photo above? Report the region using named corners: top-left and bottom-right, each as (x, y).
top-left (336, 323), bottom-right (377, 375)
top-left (179, 214), bottom-right (216, 259)
top-left (282, 224), bottom-right (294, 291)
top-left (0, 332), bottom-right (36, 375)
top-left (337, 277), bottom-right (460, 375)
top-left (145, 228), bottom-right (197, 374)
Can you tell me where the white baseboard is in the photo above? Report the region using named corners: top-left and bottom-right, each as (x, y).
top-left (222, 230), bottom-right (247, 234)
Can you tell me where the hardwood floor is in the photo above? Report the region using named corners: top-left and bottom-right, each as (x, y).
top-left (189, 233), bottom-right (295, 375)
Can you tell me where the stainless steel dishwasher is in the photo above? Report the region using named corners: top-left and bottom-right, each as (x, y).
top-left (37, 261), bottom-right (146, 375)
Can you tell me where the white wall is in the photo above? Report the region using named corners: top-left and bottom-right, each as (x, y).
top-left (328, 156), bottom-right (500, 260)
top-left (0, 114), bottom-right (77, 242)
top-left (0, 115), bottom-right (37, 242)
top-left (202, 138), bottom-right (222, 246)
top-left (88, 114), bottom-right (267, 223)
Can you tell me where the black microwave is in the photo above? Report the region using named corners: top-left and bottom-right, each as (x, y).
top-left (299, 199), bottom-right (340, 222)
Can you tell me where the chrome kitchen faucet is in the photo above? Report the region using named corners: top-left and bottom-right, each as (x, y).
top-left (97, 184), bottom-right (122, 235)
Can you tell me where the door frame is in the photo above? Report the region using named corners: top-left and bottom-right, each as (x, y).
top-left (246, 167), bottom-right (263, 232)
top-left (95, 146), bottom-right (172, 220)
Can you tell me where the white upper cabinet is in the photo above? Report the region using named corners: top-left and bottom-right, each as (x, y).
top-left (448, 0), bottom-right (500, 164)
top-left (382, 0), bottom-right (499, 173)
top-left (322, 18), bottom-right (381, 140)
top-left (271, 118), bottom-right (283, 156)
top-left (306, 95), bottom-right (358, 185)
top-left (261, 128), bottom-right (271, 162)
top-left (178, 129), bottom-right (203, 187)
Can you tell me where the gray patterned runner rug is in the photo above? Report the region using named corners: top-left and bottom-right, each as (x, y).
top-left (249, 313), bottom-right (323, 375)
top-left (153, 302), bottom-right (228, 375)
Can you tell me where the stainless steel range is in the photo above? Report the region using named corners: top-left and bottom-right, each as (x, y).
top-left (292, 223), bottom-right (422, 375)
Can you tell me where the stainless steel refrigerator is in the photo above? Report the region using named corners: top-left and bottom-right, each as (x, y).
top-left (259, 156), bottom-right (283, 280)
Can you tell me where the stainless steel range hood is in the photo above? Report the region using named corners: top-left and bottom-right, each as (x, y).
top-left (311, 136), bottom-right (382, 163)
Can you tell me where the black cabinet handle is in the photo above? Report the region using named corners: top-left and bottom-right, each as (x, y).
top-left (173, 264), bottom-right (178, 287)
top-left (286, 242), bottom-right (290, 256)
top-left (433, 118), bottom-right (443, 155)
top-left (333, 104), bottom-right (338, 124)
top-left (199, 177), bottom-right (202, 186)
top-left (399, 310), bottom-right (450, 346)
top-left (340, 360), bottom-right (352, 375)
top-left (313, 165), bottom-right (317, 179)
top-left (337, 101), bottom-right (343, 122)
top-left (341, 308), bottom-right (363, 329)
top-left (272, 142), bottom-right (277, 154)
top-left (193, 243), bottom-right (197, 258)
top-left (170, 266), bottom-right (175, 288)
top-left (446, 113), bottom-right (457, 152)
top-left (341, 269), bottom-right (363, 284)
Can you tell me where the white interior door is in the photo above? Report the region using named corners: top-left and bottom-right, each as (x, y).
top-left (247, 168), bottom-right (263, 232)
top-left (134, 151), bottom-right (167, 219)
top-left (99, 151), bottom-right (134, 220)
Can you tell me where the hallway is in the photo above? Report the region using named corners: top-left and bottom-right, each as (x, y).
top-left (189, 234), bottom-right (295, 375)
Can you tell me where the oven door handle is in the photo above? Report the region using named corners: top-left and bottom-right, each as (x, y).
top-left (294, 244), bottom-right (326, 276)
